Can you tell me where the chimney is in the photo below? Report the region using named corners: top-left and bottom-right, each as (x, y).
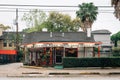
top-left (62, 32), bottom-right (64, 37)
top-left (87, 28), bottom-right (91, 37)
top-left (50, 32), bottom-right (52, 37)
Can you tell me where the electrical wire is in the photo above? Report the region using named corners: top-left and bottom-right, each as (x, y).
top-left (0, 4), bottom-right (115, 13)
top-left (0, 9), bottom-right (115, 13)
top-left (0, 4), bottom-right (113, 8)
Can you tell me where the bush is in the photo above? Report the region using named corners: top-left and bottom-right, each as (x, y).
top-left (112, 47), bottom-right (120, 52)
top-left (112, 47), bottom-right (120, 57)
top-left (17, 50), bottom-right (23, 62)
top-left (63, 57), bottom-right (120, 68)
top-left (112, 52), bottom-right (120, 56)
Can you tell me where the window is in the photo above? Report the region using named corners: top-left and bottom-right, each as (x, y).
top-left (9, 42), bottom-right (12, 47)
top-left (3, 40), bottom-right (7, 47)
top-left (65, 48), bottom-right (78, 57)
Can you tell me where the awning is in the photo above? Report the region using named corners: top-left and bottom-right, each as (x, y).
top-left (0, 50), bottom-right (16, 55)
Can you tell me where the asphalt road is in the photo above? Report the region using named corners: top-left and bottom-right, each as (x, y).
top-left (0, 76), bottom-right (120, 80)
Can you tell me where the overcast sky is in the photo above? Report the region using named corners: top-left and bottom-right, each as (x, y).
top-left (0, 0), bottom-right (120, 34)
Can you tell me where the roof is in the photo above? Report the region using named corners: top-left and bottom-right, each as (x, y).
top-left (23, 32), bottom-right (95, 44)
top-left (92, 29), bottom-right (111, 34)
top-left (0, 36), bottom-right (3, 40)
top-left (0, 31), bottom-right (24, 40)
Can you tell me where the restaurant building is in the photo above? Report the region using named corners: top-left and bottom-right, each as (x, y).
top-left (22, 32), bottom-right (101, 66)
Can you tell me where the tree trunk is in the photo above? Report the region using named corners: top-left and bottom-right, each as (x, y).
top-left (114, 40), bottom-right (118, 47)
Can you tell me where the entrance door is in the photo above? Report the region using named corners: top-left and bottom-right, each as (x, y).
top-left (55, 47), bottom-right (63, 64)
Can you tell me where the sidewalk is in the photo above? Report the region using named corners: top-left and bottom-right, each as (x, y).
top-left (8, 65), bottom-right (120, 77)
top-left (0, 63), bottom-right (120, 77)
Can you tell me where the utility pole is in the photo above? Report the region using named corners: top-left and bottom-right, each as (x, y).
top-left (16, 8), bottom-right (19, 61)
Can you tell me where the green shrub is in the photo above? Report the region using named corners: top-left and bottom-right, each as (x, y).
top-left (112, 52), bottom-right (120, 56)
top-left (112, 47), bottom-right (120, 57)
top-left (63, 57), bottom-right (120, 68)
top-left (112, 47), bottom-right (120, 52)
top-left (17, 50), bottom-right (23, 62)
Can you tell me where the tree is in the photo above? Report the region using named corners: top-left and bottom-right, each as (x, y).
top-left (46, 12), bottom-right (72, 32)
top-left (111, 34), bottom-right (118, 47)
top-left (76, 3), bottom-right (98, 32)
top-left (21, 9), bottom-right (47, 32)
top-left (42, 12), bottom-right (82, 32)
top-left (22, 11), bottom-right (82, 32)
top-left (71, 17), bottom-right (83, 32)
top-left (0, 24), bottom-right (10, 30)
top-left (111, 0), bottom-right (120, 20)
top-left (111, 31), bottom-right (120, 47)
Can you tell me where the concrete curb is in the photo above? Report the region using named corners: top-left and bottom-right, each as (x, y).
top-left (69, 72), bottom-right (100, 75)
top-left (108, 72), bottom-right (120, 75)
top-left (22, 66), bottom-right (43, 69)
top-left (5, 65), bottom-right (120, 77)
top-left (7, 72), bottom-right (120, 77)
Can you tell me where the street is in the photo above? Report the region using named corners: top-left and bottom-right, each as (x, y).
top-left (0, 63), bottom-right (40, 77)
top-left (0, 76), bottom-right (120, 80)
top-left (0, 63), bottom-right (120, 80)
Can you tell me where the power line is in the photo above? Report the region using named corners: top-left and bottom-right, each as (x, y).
top-left (0, 4), bottom-right (113, 8)
top-left (0, 7), bottom-right (115, 11)
top-left (0, 7), bottom-right (114, 11)
top-left (0, 4), bottom-right (115, 13)
top-left (0, 10), bottom-right (114, 13)
top-left (0, 9), bottom-right (114, 13)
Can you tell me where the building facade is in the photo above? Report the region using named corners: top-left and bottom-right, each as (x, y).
top-left (22, 32), bottom-right (101, 66)
top-left (0, 32), bottom-right (16, 63)
top-left (0, 28), bottom-right (24, 63)
top-left (92, 29), bottom-right (112, 56)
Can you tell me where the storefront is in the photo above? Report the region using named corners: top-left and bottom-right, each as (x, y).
top-left (22, 32), bottom-right (102, 66)
top-left (23, 42), bottom-right (101, 66)
top-left (0, 50), bottom-right (16, 63)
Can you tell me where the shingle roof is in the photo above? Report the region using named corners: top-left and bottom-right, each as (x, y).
top-left (1, 31), bottom-right (24, 40)
top-left (23, 32), bottom-right (95, 44)
top-left (0, 36), bottom-right (3, 40)
top-left (92, 29), bottom-right (111, 34)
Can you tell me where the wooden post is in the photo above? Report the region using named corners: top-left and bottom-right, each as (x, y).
top-left (43, 47), bottom-right (46, 65)
top-left (98, 46), bottom-right (100, 57)
top-left (93, 47), bottom-right (95, 57)
top-left (84, 47), bottom-right (85, 57)
top-left (77, 48), bottom-right (78, 57)
top-left (49, 48), bottom-right (52, 65)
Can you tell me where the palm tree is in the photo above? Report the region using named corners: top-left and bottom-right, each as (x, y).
top-left (111, 0), bottom-right (120, 20)
top-left (111, 0), bottom-right (118, 5)
top-left (76, 3), bottom-right (98, 32)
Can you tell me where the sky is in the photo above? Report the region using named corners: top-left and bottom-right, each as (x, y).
top-left (0, 0), bottom-right (120, 34)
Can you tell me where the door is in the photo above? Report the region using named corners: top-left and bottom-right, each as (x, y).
top-left (55, 47), bottom-right (63, 64)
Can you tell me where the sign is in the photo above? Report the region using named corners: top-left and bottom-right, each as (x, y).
top-left (84, 43), bottom-right (95, 47)
top-left (0, 50), bottom-right (16, 55)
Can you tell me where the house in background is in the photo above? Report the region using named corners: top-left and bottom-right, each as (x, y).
top-left (92, 29), bottom-right (112, 56)
top-left (21, 31), bottom-right (101, 66)
top-left (0, 31), bottom-right (16, 63)
top-left (0, 28), bottom-right (24, 63)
